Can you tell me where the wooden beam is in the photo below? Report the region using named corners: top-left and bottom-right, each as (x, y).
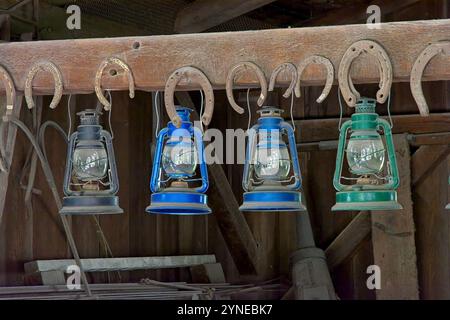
top-left (411, 144), bottom-right (450, 186)
top-left (0, 20), bottom-right (449, 94)
top-left (208, 162), bottom-right (261, 275)
top-left (296, 113), bottom-right (450, 143)
top-left (0, 96), bottom-right (22, 227)
top-left (174, 0), bottom-right (275, 33)
top-left (299, 0), bottom-right (421, 27)
top-left (24, 255), bottom-right (217, 273)
top-left (325, 211), bottom-right (371, 270)
top-left (371, 135), bottom-right (419, 300)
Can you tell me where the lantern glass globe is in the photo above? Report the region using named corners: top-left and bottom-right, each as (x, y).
top-left (346, 130), bottom-right (385, 175)
top-left (254, 144), bottom-right (291, 180)
top-left (73, 141), bottom-right (108, 181)
top-left (162, 138), bottom-right (198, 177)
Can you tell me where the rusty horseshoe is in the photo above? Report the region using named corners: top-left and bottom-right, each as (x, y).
top-left (410, 41), bottom-right (450, 117)
top-left (268, 63), bottom-right (297, 98)
top-left (338, 40), bottom-right (392, 107)
top-left (0, 65), bottom-right (16, 117)
top-left (95, 57), bottom-right (135, 111)
top-left (164, 66), bottom-right (214, 128)
top-left (226, 62), bottom-right (267, 114)
top-left (295, 55), bottom-right (334, 103)
top-left (25, 61), bottom-right (63, 110)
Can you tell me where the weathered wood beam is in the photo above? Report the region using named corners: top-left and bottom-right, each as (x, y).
top-left (0, 19), bottom-right (449, 94)
top-left (325, 211), bottom-right (371, 270)
top-left (299, 0), bottom-right (421, 27)
top-left (24, 255), bottom-right (217, 273)
top-left (371, 135), bottom-right (419, 300)
top-left (411, 144), bottom-right (450, 186)
top-left (0, 96), bottom-right (22, 227)
top-left (208, 162), bottom-right (261, 275)
top-left (296, 113), bottom-right (450, 143)
top-left (174, 0), bottom-right (275, 33)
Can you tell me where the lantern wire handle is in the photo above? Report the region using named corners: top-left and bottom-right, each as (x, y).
top-left (154, 91), bottom-right (161, 138)
top-left (67, 94), bottom-right (73, 137)
top-left (199, 89), bottom-right (204, 133)
top-left (107, 90), bottom-right (114, 139)
top-left (290, 93), bottom-right (296, 132)
top-left (386, 90), bottom-right (393, 129)
top-left (246, 88), bottom-right (252, 132)
top-left (337, 88), bottom-right (344, 131)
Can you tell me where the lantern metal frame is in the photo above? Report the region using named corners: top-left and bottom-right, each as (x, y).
top-left (240, 107), bottom-right (306, 212)
top-left (146, 106), bottom-right (211, 215)
top-left (332, 98), bottom-right (402, 212)
top-left (60, 109), bottom-right (122, 215)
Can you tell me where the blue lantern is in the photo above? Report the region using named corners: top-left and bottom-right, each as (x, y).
top-left (146, 106), bottom-right (211, 215)
top-left (240, 107), bottom-right (306, 212)
top-left (60, 109), bottom-right (122, 215)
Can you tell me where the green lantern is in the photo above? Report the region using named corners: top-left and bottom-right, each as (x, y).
top-left (332, 97), bottom-right (402, 212)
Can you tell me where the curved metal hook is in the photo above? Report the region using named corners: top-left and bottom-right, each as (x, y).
top-left (226, 61), bottom-right (267, 114)
top-left (295, 55), bottom-right (334, 103)
top-left (164, 66), bottom-right (214, 128)
top-left (0, 65), bottom-right (16, 117)
top-left (95, 57), bottom-right (135, 111)
top-left (410, 41), bottom-right (450, 117)
top-left (338, 40), bottom-right (392, 107)
top-left (25, 61), bottom-right (63, 110)
top-left (268, 63), bottom-right (297, 98)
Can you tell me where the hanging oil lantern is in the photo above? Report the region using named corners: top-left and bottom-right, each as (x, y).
top-left (146, 106), bottom-right (211, 215)
top-left (60, 109), bottom-right (122, 215)
top-left (240, 107), bottom-right (305, 212)
top-left (332, 98), bottom-right (402, 211)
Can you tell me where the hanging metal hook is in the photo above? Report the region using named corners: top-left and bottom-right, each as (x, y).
top-left (95, 57), bottom-right (135, 111)
top-left (25, 61), bottom-right (63, 110)
top-left (0, 65), bottom-right (16, 118)
top-left (338, 40), bottom-right (392, 107)
top-left (268, 62), bottom-right (297, 98)
top-left (410, 41), bottom-right (450, 117)
top-left (164, 66), bottom-right (214, 128)
top-left (295, 55), bottom-right (334, 103)
top-left (226, 61), bottom-right (267, 114)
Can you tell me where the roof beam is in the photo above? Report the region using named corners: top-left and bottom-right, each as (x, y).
top-left (174, 0), bottom-right (275, 34)
top-left (0, 19), bottom-right (448, 95)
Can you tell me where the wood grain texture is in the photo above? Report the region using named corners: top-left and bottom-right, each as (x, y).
top-left (0, 20), bottom-right (449, 94)
top-left (371, 135), bottom-right (419, 300)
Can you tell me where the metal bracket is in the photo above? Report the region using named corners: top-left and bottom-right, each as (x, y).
top-left (410, 41), bottom-right (450, 117)
top-left (226, 61), bottom-right (267, 114)
top-left (268, 62), bottom-right (297, 98)
top-left (95, 57), bottom-right (135, 111)
top-left (338, 40), bottom-right (392, 107)
top-left (0, 65), bottom-right (16, 118)
top-left (295, 55), bottom-right (334, 103)
top-left (25, 61), bottom-right (63, 110)
top-left (164, 66), bottom-right (214, 128)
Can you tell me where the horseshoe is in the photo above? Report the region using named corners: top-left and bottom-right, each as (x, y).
top-left (95, 57), bottom-right (135, 111)
top-left (268, 63), bottom-right (297, 98)
top-left (410, 41), bottom-right (450, 117)
top-left (338, 40), bottom-right (392, 107)
top-left (226, 62), bottom-right (267, 114)
top-left (295, 55), bottom-right (334, 103)
top-left (0, 65), bottom-right (16, 117)
top-left (25, 61), bottom-right (63, 109)
top-left (164, 66), bottom-right (214, 128)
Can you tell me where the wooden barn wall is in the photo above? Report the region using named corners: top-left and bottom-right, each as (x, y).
top-left (0, 0), bottom-right (449, 300)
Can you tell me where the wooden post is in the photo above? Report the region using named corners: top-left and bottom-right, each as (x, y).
top-left (371, 134), bottom-right (419, 300)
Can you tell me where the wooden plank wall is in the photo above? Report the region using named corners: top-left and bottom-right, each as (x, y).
top-left (0, 0), bottom-right (449, 300)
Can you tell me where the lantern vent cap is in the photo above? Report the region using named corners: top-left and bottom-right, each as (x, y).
top-left (77, 109), bottom-right (101, 125)
top-left (355, 98), bottom-right (376, 114)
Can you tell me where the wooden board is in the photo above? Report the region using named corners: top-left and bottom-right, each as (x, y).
top-left (0, 20), bottom-right (449, 94)
top-left (371, 135), bottom-right (419, 300)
